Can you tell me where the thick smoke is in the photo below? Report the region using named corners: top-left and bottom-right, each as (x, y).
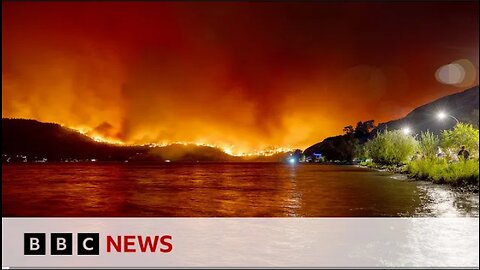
top-left (2, 2), bottom-right (478, 153)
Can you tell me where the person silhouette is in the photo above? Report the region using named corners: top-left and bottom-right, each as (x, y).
top-left (458, 146), bottom-right (470, 160)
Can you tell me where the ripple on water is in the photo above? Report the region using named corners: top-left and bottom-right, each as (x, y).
top-left (2, 163), bottom-right (479, 217)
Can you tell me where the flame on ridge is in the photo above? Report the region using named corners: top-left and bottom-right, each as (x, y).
top-left (70, 126), bottom-right (292, 157)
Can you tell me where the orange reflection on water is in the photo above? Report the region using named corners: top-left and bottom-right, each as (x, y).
top-left (2, 163), bottom-right (478, 217)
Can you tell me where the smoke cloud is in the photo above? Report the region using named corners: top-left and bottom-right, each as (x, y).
top-left (2, 2), bottom-right (478, 153)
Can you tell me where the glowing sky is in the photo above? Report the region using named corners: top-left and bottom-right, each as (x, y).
top-left (2, 2), bottom-right (479, 154)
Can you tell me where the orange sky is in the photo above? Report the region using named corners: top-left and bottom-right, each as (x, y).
top-left (2, 1), bottom-right (479, 154)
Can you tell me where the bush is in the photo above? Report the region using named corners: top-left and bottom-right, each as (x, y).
top-left (418, 130), bottom-right (439, 159)
top-left (442, 123), bottom-right (479, 158)
top-left (365, 129), bottom-right (418, 165)
top-left (407, 159), bottom-right (479, 185)
top-left (359, 159), bottom-right (374, 167)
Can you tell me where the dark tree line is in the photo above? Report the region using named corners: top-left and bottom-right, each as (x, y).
top-left (304, 120), bottom-right (376, 162)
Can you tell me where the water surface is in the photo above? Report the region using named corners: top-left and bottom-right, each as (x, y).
top-left (2, 163), bottom-right (478, 217)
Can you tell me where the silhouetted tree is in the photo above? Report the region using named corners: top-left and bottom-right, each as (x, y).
top-left (354, 120), bottom-right (375, 143)
top-left (303, 119), bottom-right (377, 162)
top-left (343, 125), bottom-right (354, 135)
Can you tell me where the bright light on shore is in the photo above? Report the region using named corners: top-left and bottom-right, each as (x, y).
top-left (436, 111), bottom-right (460, 124)
top-left (402, 127), bottom-right (411, 135)
top-left (437, 111), bottom-right (447, 120)
top-left (289, 158), bottom-right (296, 164)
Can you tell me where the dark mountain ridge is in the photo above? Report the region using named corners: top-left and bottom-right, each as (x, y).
top-left (2, 118), bottom-right (145, 161)
top-left (304, 86), bottom-right (479, 161)
top-left (375, 86), bottom-right (479, 134)
top-left (1, 118), bottom-right (291, 162)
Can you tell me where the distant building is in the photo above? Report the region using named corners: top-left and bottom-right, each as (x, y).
top-left (313, 153), bottom-right (323, 162)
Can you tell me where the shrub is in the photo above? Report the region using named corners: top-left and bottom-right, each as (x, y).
top-left (441, 123), bottom-right (479, 158)
top-left (418, 130), bottom-right (439, 160)
top-left (365, 129), bottom-right (418, 165)
top-left (407, 159), bottom-right (479, 185)
top-left (359, 159), bottom-right (374, 167)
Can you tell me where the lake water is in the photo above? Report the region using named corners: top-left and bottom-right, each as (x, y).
top-left (2, 163), bottom-right (478, 217)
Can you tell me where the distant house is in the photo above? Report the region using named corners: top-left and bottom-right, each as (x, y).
top-left (313, 153), bottom-right (323, 162)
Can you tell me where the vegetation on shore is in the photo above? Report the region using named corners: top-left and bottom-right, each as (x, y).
top-left (406, 159), bottom-right (478, 185)
top-left (361, 123), bottom-right (479, 186)
top-left (364, 129), bottom-right (418, 165)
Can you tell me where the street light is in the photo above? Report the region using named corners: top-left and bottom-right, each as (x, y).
top-left (437, 111), bottom-right (460, 124)
top-left (402, 127), bottom-right (411, 135)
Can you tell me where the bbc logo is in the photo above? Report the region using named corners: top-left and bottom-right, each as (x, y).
top-left (24, 233), bottom-right (99, 255)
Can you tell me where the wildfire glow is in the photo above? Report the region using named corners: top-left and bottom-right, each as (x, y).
top-left (72, 127), bottom-right (126, 145)
top-left (70, 126), bottom-right (292, 156)
top-left (2, 2), bottom-right (478, 154)
top-left (142, 142), bottom-right (293, 157)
